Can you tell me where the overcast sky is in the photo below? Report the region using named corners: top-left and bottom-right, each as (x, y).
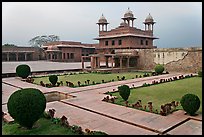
top-left (2, 2), bottom-right (202, 48)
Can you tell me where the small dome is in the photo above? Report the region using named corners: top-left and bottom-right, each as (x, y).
top-left (145, 13), bottom-right (154, 23)
top-left (47, 45), bottom-right (60, 51)
top-left (98, 14), bottom-right (108, 23)
top-left (119, 21), bottom-right (128, 27)
top-left (124, 7), bottom-right (134, 18)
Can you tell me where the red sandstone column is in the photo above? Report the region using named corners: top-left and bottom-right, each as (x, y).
top-left (120, 56), bottom-right (123, 69)
top-left (7, 53), bottom-right (9, 61)
top-left (111, 56), bottom-right (114, 69)
top-left (97, 57), bottom-right (100, 68)
top-left (106, 25), bottom-right (107, 31)
top-left (132, 20), bottom-right (133, 27)
top-left (105, 57), bottom-right (108, 68)
top-left (25, 53), bottom-right (27, 61)
top-left (91, 56), bottom-right (94, 70)
top-left (81, 57), bottom-right (84, 70)
top-left (127, 57), bottom-right (130, 68)
top-left (16, 53), bottom-right (18, 61)
top-left (102, 25), bottom-right (104, 31)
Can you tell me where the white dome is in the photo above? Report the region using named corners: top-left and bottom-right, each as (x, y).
top-left (124, 7), bottom-right (134, 18)
top-left (145, 13), bottom-right (154, 23)
top-left (98, 14), bottom-right (108, 23)
top-left (119, 21), bottom-right (128, 27)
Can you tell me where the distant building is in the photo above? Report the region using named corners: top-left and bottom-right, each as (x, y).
top-left (2, 46), bottom-right (46, 61)
top-left (42, 41), bottom-right (96, 62)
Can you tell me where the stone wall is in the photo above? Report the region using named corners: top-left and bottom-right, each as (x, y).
top-left (136, 47), bottom-right (202, 73)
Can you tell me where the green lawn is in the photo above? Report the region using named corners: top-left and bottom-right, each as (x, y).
top-left (2, 118), bottom-right (80, 135)
top-left (111, 77), bottom-right (202, 114)
top-left (33, 72), bottom-right (150, 87)
top-left (2, 118), bottom-right (107, 135)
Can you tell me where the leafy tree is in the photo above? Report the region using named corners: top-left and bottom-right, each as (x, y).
top-left (29, 35), bottom-right (60, 47)
top-left (118, 85), bottom-right (130, 101)
top-left (2, 43), bottom-right (17, 47)
top-left (154, 64), bottom-right (165, 74)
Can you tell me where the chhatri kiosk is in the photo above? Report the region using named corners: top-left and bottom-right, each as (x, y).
top-left (82, 8), bottom-right (158, 71)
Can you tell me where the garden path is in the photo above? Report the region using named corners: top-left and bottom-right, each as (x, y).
top-left (2, 72), bottom-right (202, 135)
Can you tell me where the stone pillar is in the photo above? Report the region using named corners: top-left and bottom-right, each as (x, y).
top-left (16, 53), bottom-right (18, 61)
top-left (97, 57), bottom-right (100, 68)
top-left (145, 24), bottom-right (146, 31)
top-left (148, 24), bottom-right (150, 30)
top-left (120, 56), bottom-right (123, 69)
top-left (81, 57), bottom-right (84, 70)
top-left (132, 20), bottom-right (133, 27)
top-left (106, 25), bottom-right (107, 31)
top-left (98, 25), bottom-right (100, 31)
top-left (127, 57), bottom-right (130, 68)
top-left (111, 56), bottom-right (114, 69)
top-left (7, 53), bottom-right (9, 61)
top-left (91, 56), bottom-right (94, 70)
top-left (127, 20), bottom-right (130, 27)
top-left (105, 57), bottom-right (108, 68)
top-left (25, 53), bottom-right (27, 61)
top-left (102, 24), bottom-right (104, 31)
top-left (152, 24), bottom-right (154, 32)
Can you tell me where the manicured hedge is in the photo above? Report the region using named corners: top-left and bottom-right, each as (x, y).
top-left (7, 88), bottom-right (46, 129)
top-left (16, 64), bottom-right (31, 78)
top-left (180, 93), bottom-right (200, 116)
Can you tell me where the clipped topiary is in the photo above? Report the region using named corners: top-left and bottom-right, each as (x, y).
top-left (49, 75), bottom-right (58, 86)
top-left (154, 64), bottom-right (164, 74)
top-left (180, 93), bottom-right (200, 116)
top-left (198, 70), bottom-right (202, 77)
top-left (118, 85), bottom-right (130, 101)
top-left (16, 64), bottom-right (31, 78)
top-left (7, 88), bottom-right (46, 129)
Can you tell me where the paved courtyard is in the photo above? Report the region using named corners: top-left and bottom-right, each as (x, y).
top-left (2, 72), bottom-right (202, 135)
top-left (2, 61), bottom-right (91, 74)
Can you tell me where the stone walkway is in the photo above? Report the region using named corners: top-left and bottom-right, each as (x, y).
top-left (2, 72), bottom-right (202, 135)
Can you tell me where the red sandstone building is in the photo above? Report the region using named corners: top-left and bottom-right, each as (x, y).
top-left (94, 8), bottom-right (158, 54)
top-left (83, 8), bottom-right (158, 70)
top-left (42, 41), bottom-right (96, 62)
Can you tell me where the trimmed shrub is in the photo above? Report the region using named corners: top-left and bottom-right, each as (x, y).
top-left (7, 88), bottom-right (46, 129)
top-left (118, 85), bottom-right (130, 101)
top-left (198, 70), bottom-right (202, 77)
top-left (180, 93), bottom-right (200, 116)
top-left (154, 64), bottom-right (164, 74)
top-left (16, 64), bottom-right (31, 78)
top-left (49, 75), bottom-right (58, 86)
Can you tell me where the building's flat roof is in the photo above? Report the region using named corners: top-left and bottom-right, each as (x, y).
top-left (2, 51), bottom-right (35, 53)
top-left (42, 44), bottom-right (95, 49)
top-left (94, 33), bottom-right (159, 40)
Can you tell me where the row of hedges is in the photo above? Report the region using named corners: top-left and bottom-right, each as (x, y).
top-left (105, 84), bottom-right (200, 116)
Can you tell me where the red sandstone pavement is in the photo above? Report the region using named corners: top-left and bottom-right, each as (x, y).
top-left (2, 73), bottom-right (202, 135)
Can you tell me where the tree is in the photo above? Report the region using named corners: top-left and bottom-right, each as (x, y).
top-left (118, 85), bottom-right (130, 102)
top-left (29, 35), bottom-right (60, 47)
top-left (2, 43), bottom-right (17, 47)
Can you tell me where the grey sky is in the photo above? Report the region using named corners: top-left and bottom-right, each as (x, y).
top-left (2, 2), bottom-right (202, 48)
